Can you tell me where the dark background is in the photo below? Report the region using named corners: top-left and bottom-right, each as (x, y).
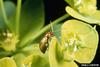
top-left (11, 0), bottom-right (100, 65)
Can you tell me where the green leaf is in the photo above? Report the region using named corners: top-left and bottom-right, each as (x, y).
top-left (48, 37), bottom-right (78, 67)
top-left (3, 1), bottom-right (16, 18)
top-left (19, 0), bottom-right (44, 46)
top-left (61, 20), bottom-right (99, 63)
top-left (66, 6), bottom-right (100, 25)
top-left (0, 51), bottom-right (12, 59)
top-left (0, 57), bottom-right (17, 67)
top-left (0, 1), bottom-right (16, 29)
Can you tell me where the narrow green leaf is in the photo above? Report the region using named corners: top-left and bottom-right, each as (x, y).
top-left (19, 0), bottom-right (44, 46)
top-left (0, 0), bottom-right (9, 25)
top-left (15, 0), bottom-right (22, 35)
top-left (0, 1), bottom-right (16, 30)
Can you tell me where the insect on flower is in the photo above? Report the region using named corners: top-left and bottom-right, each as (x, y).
top-left (39, 32), bottom-right (54, 53)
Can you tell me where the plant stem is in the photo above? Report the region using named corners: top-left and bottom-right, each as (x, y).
top-left (31, 14), bottom-right (69, 41)
top-left (16, 0), bottom-right (22, 35)
top-left (19, 14), bottom-right (70, 49)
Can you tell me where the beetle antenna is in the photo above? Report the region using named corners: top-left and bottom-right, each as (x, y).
top-left (50, 20), bottom-right (54, 32)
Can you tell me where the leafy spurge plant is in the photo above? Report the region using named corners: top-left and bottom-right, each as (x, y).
top-left (0, 0), bottom-right (99, 67)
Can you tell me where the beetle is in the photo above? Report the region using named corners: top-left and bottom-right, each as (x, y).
top-left (39, 32), bottom-right (54, 53)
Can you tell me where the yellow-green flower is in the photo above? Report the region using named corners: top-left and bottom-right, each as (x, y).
top-left (48, 20), bottom-right (99, 67)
